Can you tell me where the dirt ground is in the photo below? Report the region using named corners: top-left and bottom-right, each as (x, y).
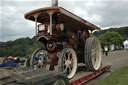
top-left (85, 50), bottom-right (128, 85)
top-left (102, 50), bottom-right (128, 70)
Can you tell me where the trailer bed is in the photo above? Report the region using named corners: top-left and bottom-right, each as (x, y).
top-left (0, 65), bottom-right (110, 85)
top-left (69, 65), bottom-right (110, 85)
top-left (0, 67), bottom-right (69, 85)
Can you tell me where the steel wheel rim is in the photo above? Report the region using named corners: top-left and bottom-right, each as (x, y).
top-left (91, 38), bottom-right (102, 70)
top-left (62, 49), bottom-right (77, 79)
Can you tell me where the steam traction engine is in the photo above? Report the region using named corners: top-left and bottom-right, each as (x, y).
top-left (25, 3), bottom-right (102, 79)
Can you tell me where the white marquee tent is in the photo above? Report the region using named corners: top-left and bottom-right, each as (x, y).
top-left (123, 40), bottom-right (128, 50)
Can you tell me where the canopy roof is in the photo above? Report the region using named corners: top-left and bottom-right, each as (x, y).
top-left (25, 6), bottom-right (100, 31)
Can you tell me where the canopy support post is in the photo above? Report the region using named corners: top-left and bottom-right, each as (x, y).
top-left (48, 11), bottom-right (54, 35)
top-left (33, 13), bottom-right (40, 36)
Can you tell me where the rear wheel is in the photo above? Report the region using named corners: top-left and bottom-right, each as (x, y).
top-left (58, 48), bottom-right (77, 79)
top-left (84, 37), bottom-right (102, 71)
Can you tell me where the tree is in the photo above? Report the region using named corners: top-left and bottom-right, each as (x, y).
top-left (99, 31), bottom-right (124, 47)
top-left (26, 41), bottom-right (43, 57)
top-left (93, 26), bottom-right (128, 39)
top-left (0, 37), bottom-right (43, 57)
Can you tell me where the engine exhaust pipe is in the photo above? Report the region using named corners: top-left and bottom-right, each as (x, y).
top-left (52, 0), bottom-right (58, 6)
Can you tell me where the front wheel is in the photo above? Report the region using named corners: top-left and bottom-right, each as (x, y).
top-left (58, 48), bottom-right (77, 79)
top-left (30, 48), bottom-right (49, 70)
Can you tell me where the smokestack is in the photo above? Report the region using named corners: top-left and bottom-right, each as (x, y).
top-left (52, 0), bottom-right (58, 6)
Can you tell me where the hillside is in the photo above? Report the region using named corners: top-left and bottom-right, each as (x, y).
top-left (0, 37), bottom-right (42, 57)
top-left (93, 26), bottom-right (128, 39)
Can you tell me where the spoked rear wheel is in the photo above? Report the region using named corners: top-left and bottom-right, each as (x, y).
top-left (84, 37), bottom-right (102, 71)
top-left (58, 48), bottom-right (77, 79)
top-left (30, 48), bottom-right (50, 70)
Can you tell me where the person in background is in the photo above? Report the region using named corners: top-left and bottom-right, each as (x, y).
top-left (2, 56), bottom-right (8, 63)
top-left (34, 54), bottom-right (44, 68)
top-left (14, 57), bottom-right (20, 66)
top-left (104, 46), bottom-right (108, 56)
top-left (102, 47), bottom-right (105, 55)
top-left (0, 56), bottom-right (17, 67)
top-left (122, 44), bottom-right (124, 50)
top-left (38, 55), bottom-right (43, 68)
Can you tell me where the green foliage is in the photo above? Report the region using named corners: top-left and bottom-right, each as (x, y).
top-left (99, 31), bottom-right (123, 46)
top-left (26, 41), bottom-right (43, 57)
top-left (94, 26), bottom-right (128, 40)
top-left (0, 37), bottom-right (43, 57)
top-left (90, 33), bottom-right (96, 37)
top-left (96, 65), bottom-right (128, 85)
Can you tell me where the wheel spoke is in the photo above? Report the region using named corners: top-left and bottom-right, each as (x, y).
top-left (69, 66), bottom-right (72, 73)
top-left (63, 65), bottom-right (66, 70)
top-left (66, 53), bottom-right (68, 59)
top-left (68, 52), bottom-right (70, 60)
top-left (92, 44), bottom-right (99, 51)
top-left (64, 65), bottom-right (68, 71)
top-left (92, 54), bottom-right (97, 66)
top-left (63, 62), bottom-right (66, 66)
top-left (91, 45), bottom-right (100, 57)
top-left (92, 51), bottom-right (96, 57)
top-left (91, 48), bottom-right (96, 53)
top-left (70, 56), bottom-right (73, 62)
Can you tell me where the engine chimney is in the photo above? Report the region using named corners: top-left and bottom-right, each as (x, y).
top-left (52, 0), bottom-right (58, 6)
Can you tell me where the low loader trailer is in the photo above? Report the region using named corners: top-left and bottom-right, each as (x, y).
top-left (0, 65), bottom-right (110, 85)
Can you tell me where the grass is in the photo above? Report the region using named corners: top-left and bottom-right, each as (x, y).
top-left (96, 65), bottom-right (128, 85)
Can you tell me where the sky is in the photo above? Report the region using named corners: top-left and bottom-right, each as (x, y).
top-left (0, 0), bottom-right (128, 41)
